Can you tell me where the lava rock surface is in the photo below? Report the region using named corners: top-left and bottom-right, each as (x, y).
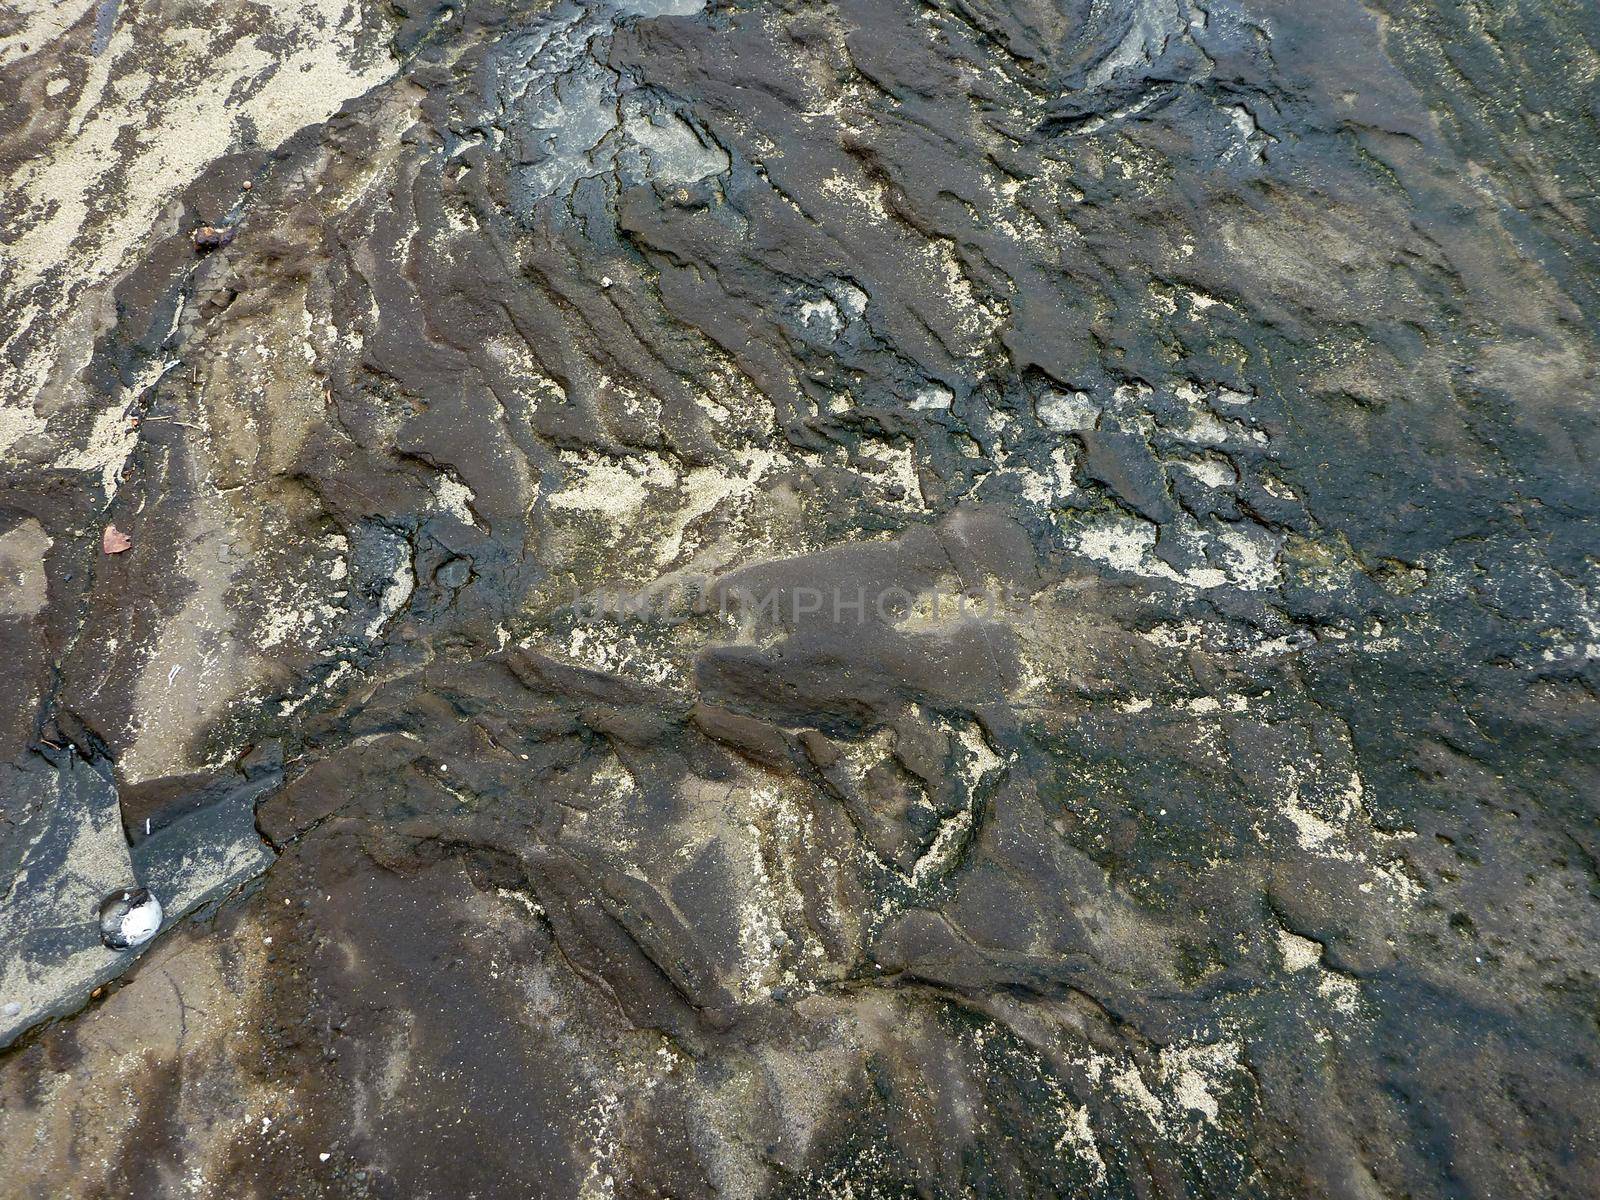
top-left (2, 0), bottom-right (1598, 1197)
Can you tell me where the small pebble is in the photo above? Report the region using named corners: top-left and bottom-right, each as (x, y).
top-left (2, 1001), bottom-right (21, 1017)
top-left (191, 224), bottom-right (236, 252)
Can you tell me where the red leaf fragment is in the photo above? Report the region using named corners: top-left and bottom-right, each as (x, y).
top-left (102, 525), bottom-right (132, 554)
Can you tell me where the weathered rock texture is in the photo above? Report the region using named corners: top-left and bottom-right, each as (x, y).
top-left (2, 0), bottom-right (1598, 1196)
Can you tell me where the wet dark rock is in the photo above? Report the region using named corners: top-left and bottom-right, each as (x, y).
top-left (3, 0), bottom-right (1599, 1196)
top-left (434, 555), bottom-right (473, 589)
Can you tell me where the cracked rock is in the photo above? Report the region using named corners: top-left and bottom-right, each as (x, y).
top-left (2, 0), bottom-right (1598, 1197)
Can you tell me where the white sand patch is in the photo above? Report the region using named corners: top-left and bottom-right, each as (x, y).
top-left (2, 0), bottom-right (393, 458)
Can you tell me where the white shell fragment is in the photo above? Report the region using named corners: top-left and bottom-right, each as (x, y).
top-left (97, 887), bottom-right (163, 951)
